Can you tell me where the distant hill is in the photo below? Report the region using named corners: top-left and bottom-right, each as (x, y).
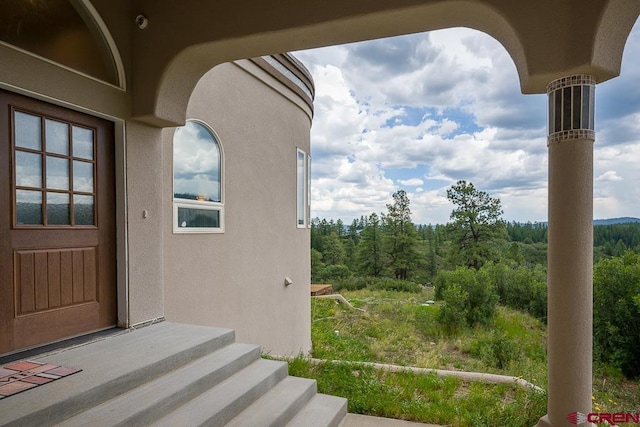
top-left (593, 217), bottom-right (640, 225)
top-left (506, 218), bottom-right (640, 227)
top-left (417, 218), bottom-right (640, 228)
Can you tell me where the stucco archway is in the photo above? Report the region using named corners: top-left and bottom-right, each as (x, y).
top-left (132, 0), bottom-right (639, 127)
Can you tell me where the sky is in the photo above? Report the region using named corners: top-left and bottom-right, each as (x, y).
top-left (293, 19), bottom-right (640, 225)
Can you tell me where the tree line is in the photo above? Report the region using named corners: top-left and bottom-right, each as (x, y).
top-left (312, 181), bottom-right (540, 283)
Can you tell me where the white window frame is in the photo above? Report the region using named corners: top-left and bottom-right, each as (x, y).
top-left (297, 148), bottom-right (310, 228)
top-left (307, 153), bottom-right (312, 228)
top-left (172, 120), bottom-right (225, 234)
top-left (173, 200), bottom-right (225, 234)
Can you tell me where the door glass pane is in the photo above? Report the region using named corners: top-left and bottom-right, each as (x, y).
top-left (15, 151), bottom-right (42, 187)
top-left (14, 111), bottom-right (41, 150)
top-left (74, 195), bottom-right (94, 225)
top-left (47, 193), bottom-right (70, 225)
top-left (73, 160), bottom-right (94, 192)
top-left (72, 126), bottom-right (94, 160)
top-left (16, 190), bottom-right (42, 225)
top-left (46, 156), bottom-right (69, 190)
top-left (45, 119), bottom-right (69, 155)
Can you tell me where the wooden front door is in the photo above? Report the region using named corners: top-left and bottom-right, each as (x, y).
top-left (0, 90), bottom-right (116, 355)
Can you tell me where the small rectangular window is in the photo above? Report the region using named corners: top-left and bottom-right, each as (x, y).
top-left (307, 154), bottom-right (312, 228)
top-left (297, 148), bottom-right (310, 228)
top-left (173, 200), bottom-right (224, 233)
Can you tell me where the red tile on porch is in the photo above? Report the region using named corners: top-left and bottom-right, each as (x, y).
top-left (0, 360), bottom-right (82, 399)
top-left (44, 366), bottom-right (81, 377)
top-left (21, 375), bottom-right (53, 385)
top-left (0, 368), bottom-right (19, 378)
top-left (5, 361), bottom-right (43, 372)
top-left (27, 363), bottom-right (60, 374)
top-left (0, 381), bottom-right (37, 396)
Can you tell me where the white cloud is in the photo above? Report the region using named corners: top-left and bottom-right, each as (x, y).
top-left (398, 178), bottom-right (424, 186)
top-left (295, 20), bottom-right (640, 224)
top-left (596, 171), bottom-right (623, 182)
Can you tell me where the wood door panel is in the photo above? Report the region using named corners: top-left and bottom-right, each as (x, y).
top-left (14, 248), bottom-right (98, 316)
top-left (11, 230), bottom-right (98, 248)
top-left (13, 303), bottom-right (100, 351)
top-left (34, 251), bottom-right (49, 310)
top-left (60, 250), bottom-right (73, 306)
top-left (47, 251), bottom-right (62, 307)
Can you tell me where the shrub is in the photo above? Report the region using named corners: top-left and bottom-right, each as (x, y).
top-left (333, 276), bottom-right (369, 291)
top-left (333, 277), bottom-right (422, 293)
top-left (470, 331), bottom-right (520, 369)
top-left (369, 278), bottom-right (422, 293)
top-left (414, 305), bottom-right (441, 339)
top-left (464, 268), bottom-right (499, 326)
top-left (594, 251), bottom-right (640, 379)
top-left (435, 267), bottom-right (499, 328)
top-left (435, 267), bottom-right (473, 300)
top-left (317, 264), bottom-right (352, 282)
top-left (484, 262), bottom-right (547, 323)
top-left (437, 283), bottom-right (468, 336)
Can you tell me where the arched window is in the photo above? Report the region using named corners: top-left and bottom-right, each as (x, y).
top-left (0, 0), bottom-right (121, 86)
top-left (173, 120), bottom-right (224, 233)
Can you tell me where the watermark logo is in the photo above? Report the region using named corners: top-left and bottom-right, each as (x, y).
top-left (567, 411), bottom-right (640, 425)
top-left (567, 412), bottom-right (588, 425)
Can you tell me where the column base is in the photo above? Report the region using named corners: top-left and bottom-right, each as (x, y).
top-left (535, 415), bottom-right (554, 427)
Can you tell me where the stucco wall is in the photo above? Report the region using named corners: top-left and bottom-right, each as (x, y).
top-left (162, 61), bottom-right (313, 355)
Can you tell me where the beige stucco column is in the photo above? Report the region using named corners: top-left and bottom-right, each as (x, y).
top-left (537, 76), bottom-right (595, 427)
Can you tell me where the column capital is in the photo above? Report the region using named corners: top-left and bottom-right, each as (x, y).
top-left (547, 74), bottom-right (595, 146)
top-left (546, 75), bottom-right (596, 93)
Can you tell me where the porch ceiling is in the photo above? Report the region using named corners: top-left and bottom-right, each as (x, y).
top-left (112, 0), bottom-right (640, 126)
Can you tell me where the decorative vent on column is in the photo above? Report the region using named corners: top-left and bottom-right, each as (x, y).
top-left (547, 75), bottom-right (595, 145)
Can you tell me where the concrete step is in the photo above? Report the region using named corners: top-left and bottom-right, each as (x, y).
top-left (1, 322), bottom-right (236, 427)
top-left (226, 376), bottom-right (317, 426)
top-left (286, 393), bottom-right (348, 427)
top-left (150, 358), bottom-right (289, 427)
top-left (59, 342), bottom-right (261, 427)
top-left (1, 321), bottom-right (350, 427)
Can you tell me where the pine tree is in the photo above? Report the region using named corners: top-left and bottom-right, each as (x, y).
top-left (323, 232), bottom-right (346, 266)
top-left (382, 190), bottom-right (418, 280)
top-left (446, 180), bottom-right (505, 269)
top-left (357, 212), bottom-right (384, 277)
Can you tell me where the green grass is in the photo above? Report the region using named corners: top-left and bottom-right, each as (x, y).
top-left (285, 288), bottom-right (638, 425)
top-left (311, 289), bottom-right (547, 380)
top-left (287, 357), bottom-right (546, 426)
top-left (301, 289), bottom-right (549, 426)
